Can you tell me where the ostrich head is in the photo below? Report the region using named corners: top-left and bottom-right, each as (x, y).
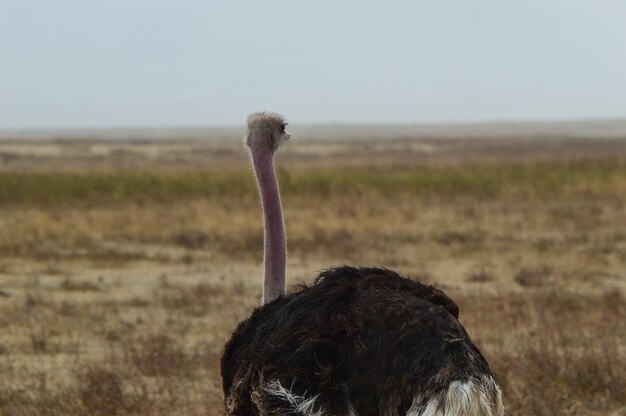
top-left (246, 112), bottom-right (289, 304)
top-left (246, 112), bottom-right (290, 155)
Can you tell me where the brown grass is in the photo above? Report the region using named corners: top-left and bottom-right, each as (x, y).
top-left (0, 138), bottom-right (624, 415)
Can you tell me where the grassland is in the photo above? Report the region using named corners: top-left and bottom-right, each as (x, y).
top-left (0, 137), bottom-right (625, 415)
top-left (0, 157), bottom-right (624, 205)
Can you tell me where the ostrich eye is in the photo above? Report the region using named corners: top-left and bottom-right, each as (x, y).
top-left (280, 124), bottom-right (287, 133)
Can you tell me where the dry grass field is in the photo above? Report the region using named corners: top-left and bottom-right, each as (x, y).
top-left (0, 135), bottom-right (625, 415)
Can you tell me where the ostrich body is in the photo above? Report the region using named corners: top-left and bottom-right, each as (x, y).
top-left (221, 113), bottom-right (504, 416)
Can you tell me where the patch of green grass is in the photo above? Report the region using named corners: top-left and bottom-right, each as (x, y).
top-left (0, 170), bottom-right (253, 206)
top-left (0, 158), bottom-right (624, 206)
top-left (281, 158), bottom-right (625, 199)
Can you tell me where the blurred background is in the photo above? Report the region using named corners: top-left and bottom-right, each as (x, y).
top-left (0, 2), bottom-right (625, 415)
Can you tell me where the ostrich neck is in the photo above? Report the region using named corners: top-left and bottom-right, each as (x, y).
top-left (251, 147), bottom-right (286, 304)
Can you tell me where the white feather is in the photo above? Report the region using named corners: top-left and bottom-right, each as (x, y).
top-left (406, 376), bottom-right (504, 416)
top-left (266, 380), bottom-right (327, 416)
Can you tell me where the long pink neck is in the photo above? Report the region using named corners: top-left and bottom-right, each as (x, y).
top-left (251, 146), bottom-right (286, 304)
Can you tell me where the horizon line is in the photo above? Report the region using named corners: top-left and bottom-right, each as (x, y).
top-left (2, 115), bottom-right (626, 134)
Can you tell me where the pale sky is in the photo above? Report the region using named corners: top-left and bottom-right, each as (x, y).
top-left (1, 1), bottom-right (626, 129)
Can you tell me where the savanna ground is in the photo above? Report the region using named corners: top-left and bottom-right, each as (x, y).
top-left (0, 135), bottom-right (625, 415)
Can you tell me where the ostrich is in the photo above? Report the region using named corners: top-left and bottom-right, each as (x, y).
top-left (221, 112), bottom-right (504, 416)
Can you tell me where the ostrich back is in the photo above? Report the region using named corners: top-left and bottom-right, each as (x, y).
top-left (221, 266), bottom-right (500, 416)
